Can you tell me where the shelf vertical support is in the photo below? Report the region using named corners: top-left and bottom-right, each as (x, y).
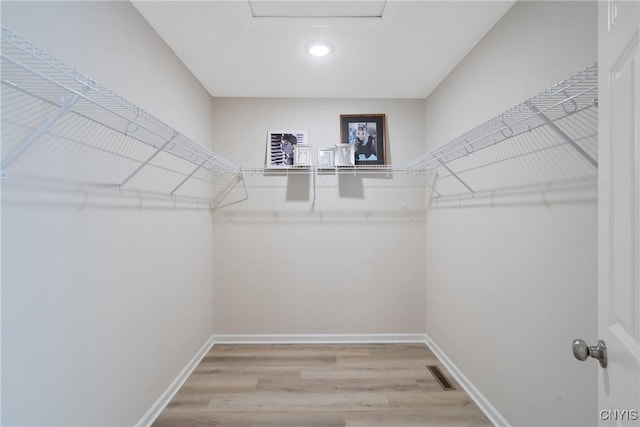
top-left (526, 102), bottom-right (598, 168)
top-left (119, 133), bottom-right (177, 192)
top-left (311, 166), bottom-right (317, 211)
top-left (1, 92), bottom-right (81, 177)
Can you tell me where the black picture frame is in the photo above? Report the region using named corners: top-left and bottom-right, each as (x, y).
top-left (340, 114), bottom-right (386, 165)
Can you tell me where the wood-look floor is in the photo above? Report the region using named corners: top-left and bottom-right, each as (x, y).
top-left (153, 343), bottom-right (492, 427)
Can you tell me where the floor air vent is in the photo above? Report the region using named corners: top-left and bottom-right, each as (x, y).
top-left (427, 365), bottom-right (456, 390)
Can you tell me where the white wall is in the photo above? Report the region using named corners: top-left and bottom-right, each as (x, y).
top-left (0, 1), bottom-right (600, 425)
top-left (423, 1), bottom-right (598, 426)
top-left (1, 2), bottom-right (215, 425)
top-left (210, 98), bottom-right (428, 335)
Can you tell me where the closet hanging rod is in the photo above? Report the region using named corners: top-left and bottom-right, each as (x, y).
top-left (404, 64), bottom-right (598, 174)
top-left (0, 26), bottom-right (239, 176)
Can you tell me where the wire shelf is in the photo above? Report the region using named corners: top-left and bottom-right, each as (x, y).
top-left (404, 64), bottom-right (598, 201)
top-left (405, 64), bottom-right (598, 174)
top-left (240, 164), bottom-right (409, 175)
top-left (1, 26), bottom-right (239, 202)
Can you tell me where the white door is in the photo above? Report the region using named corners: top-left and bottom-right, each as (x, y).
top-left (598, 0), bottom-right (640, 424)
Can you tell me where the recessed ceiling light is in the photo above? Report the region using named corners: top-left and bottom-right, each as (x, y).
top-left (306, 42), bottom-right (333, 57)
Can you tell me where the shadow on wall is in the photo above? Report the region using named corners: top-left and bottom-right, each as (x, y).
top-left (283, 173), bottom-right (369, 201)
top-left (284, 170), bottom-right (394, 201)
top-left (430, 176), bottom-right (597, 210)
top-left (210, 168), bottom-right (429, 223)
top-left (337, 174), bottom-right (364, 199)
top-left (210, 207), bottom-right (429, 225)
top-left (1, 175), bottom-right (215, 212)
top-left (286, 173), bottom-right (366, 201)
top-left (286, 174), bottom-right (311, 201)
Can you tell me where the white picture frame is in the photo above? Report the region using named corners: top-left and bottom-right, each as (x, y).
top-left (318, 148), bottom-right (335, 168)
top-left (294, 144), bottom-right (311, 166)
top-left (335, 143), bottom-right (355, 167)
top-left (266, 131), bottom-right (308, 167)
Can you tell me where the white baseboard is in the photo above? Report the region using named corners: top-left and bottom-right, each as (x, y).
top-left (424, 334), bottom-right (510, 427)
top-left (135, 334), bottom-right (215, 427)
top-left (212, 333), bottom-right (427, 344)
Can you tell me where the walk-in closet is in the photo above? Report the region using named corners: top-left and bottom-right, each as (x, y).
top-left (2, 1), bottom-right (638, 426)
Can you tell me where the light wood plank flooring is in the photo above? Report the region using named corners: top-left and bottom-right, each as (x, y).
top-left (153, 343), bottom-right (492, 426)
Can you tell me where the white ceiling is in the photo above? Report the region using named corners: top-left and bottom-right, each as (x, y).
top-left (133, 1), bottom-right (515, 99)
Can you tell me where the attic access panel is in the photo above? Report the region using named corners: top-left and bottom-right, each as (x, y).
top-left (248, 1), bottom-right (387, 18)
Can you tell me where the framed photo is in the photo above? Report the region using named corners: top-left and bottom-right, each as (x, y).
top-left (318, 148), bottom-right (335, 168)
top-left (340, 114), bottom-right (386, 165)
top-left (294, 144), bottom-right (311, 166)
top-left (267, 131), bottom-right (308, 167)
top-left (335, 143), bottom-right (355, 167)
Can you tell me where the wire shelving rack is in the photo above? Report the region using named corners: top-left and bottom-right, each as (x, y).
top-left (404, 64), bottom-right (598, 201)
top-left (1, 26), bottom-right (240, 204)
top-left (1, 25), bottom-right (598, 208)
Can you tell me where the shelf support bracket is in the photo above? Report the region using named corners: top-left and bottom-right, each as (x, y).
top-left (169, 155), bottom-right (211, 197)
top-left (438, 159), bottom-right (475, 196)
top-left (526, 103), bottom-right (598, 168)
top-left (1, 92), bottom-right (81, 177)
top-left (240, 168), bottom-right (249, 202)
top-left (119, 133), bottom-right (177, 192)
top-left (211, 173), bottom-right (245, 211)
